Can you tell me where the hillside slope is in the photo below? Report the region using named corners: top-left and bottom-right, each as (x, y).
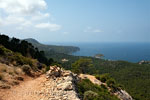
top-left (0, 45), bottom-right (46, 90)
top-left (24, 38), bottom-right (80, 54)
top-left (0, 66), bottom-right (133, 100)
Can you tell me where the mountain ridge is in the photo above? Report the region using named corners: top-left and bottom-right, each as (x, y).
top-left (24, 38), bottom-right (80, 54)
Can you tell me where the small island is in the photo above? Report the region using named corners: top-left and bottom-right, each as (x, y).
top-left (94, 54), bottom-right (104, 59)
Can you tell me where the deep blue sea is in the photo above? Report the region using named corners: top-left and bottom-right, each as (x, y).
top-left (46, 42), bottom-right (150, 63)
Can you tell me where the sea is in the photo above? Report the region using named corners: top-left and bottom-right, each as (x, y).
top-left (46, 42), bottom-right (150, 63)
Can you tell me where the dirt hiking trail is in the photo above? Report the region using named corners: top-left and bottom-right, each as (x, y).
top-left (0, 75), bottom-right (47, 100)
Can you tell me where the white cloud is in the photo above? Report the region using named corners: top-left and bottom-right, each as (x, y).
top-left (0, 0), bottom-right (47, 15)
top-left (0, 17), bottom-right (2, 25)
top-left (84, 27), bottom-right (104, 33)
top-left (4, 15), bottom-right (26, 25)
top-left (31, 12), bottom-right (50, 21)
top-left (35, 23), bottom-right (61, 31)
top-left (0, 0), bottom-right (61, 33)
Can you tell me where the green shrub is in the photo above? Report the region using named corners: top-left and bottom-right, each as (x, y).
top-left (23, 58), bottom-right (33, 67)
top-left (83, 91), bottom-right (98, 100)
top-left (77, 79), bottom-right (102, 96)
top-left (117, 84), bottom-right (124, 90)
top-left (51, 62), bottom-right (62, 67)
top-left (72, 58), bottom-right (93, 74)
top-left (95, 75), bottom-right (101, 80)
top-left (0, 45), bottom-right (10, 55)
top-left (106, 78), bottom-right (123, 93)
top-left (96, 74), bottom-right (122, 93)
top-left (46, 66), bottom-right (50, 72)
top-left (7, 52), bottom-right (34, 67)
top-left (99, 73), bottom-right (110, 83)
top-left (106, 78), bottom-right (116, 87)
top-left (77, 79), bottom-right (119, 100)
top-left (0, 47), bottom-right (4, 55)
top-left (110, 84), bottom-right (120, 93)
top-left (22, 65), bottom-right (32, 76)
top-left (101, 84), bottom-right (107, 89)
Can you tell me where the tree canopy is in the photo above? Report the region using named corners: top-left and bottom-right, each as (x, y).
top-left (0, 34), bottom-right (53, 66)
top-left (72, 58), bottom-right (93, 74)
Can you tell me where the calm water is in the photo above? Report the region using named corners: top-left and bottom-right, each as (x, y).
top-left (46, 42), bottom-right (150, 63)
top-left (71, 43), bottom-right (150, 62)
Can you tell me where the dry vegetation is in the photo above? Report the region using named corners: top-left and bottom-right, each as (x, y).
top-left (0, 63), bottom-right (24, 89)
top-left (0, 45), bottom-right (46, 90)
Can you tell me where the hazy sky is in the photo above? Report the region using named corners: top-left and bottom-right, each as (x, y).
top-left (0, 0), bottom-right (150, 43)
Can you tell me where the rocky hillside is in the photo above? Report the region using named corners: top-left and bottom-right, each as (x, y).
top-left (79, 74), bottom-right (133, 100)
top-left (0, 65), bottom-right (133, 100)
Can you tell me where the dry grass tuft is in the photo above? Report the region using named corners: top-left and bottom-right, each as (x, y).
top-left (0, 65), bottom-right (7, 72)
top-left (14, 67), bottom-right (23, 75)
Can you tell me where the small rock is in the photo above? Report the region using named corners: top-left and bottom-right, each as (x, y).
top-left (57, 81), bottom-right (73, 90)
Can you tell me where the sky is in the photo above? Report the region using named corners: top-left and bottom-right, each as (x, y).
top-left (0, 0), bottom-right (150, 43)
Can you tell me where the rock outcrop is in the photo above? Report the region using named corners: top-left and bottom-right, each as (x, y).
top-left (139, 60), bottom-right (150, 64)
top-left (115, 90), bottom-right (133, 100)
top-left (44, 66), bottom-right (80, 100)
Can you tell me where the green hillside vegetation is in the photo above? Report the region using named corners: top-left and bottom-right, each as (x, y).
top-left (24, 38), bottom-right (80, 54)
top-left (72, 58), bottom-right (93, 74)
top-left (74, 58), bottom-right (150, 100)
top-left (50, 54), bottom-right (150, 100)
top-left (77, 79), bottom-right (119, 100)
top-left (0, 45), bottom-right (46, 74)
top-left (0, 44), bottom-right (47, 89)
top-left (0, 34), bottom-right (54, 66)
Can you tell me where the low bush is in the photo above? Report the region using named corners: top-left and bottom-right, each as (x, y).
top-left (106, 78), bottom-right (116, 87)
top-left (77, 79), bottom-right (119, 100)
top-left (98, 73), bottom-right (110, 83)
top-left (22, 65), bottom-right (32, 76)
top-left (0, 45), bottom-right (12, 56)
top-left (0, 47), bottom-right (4, 55)
top-left (101, 84), bottom-right (107, 89)
top-left (83, 91), bottom-right (98, 100)
top-left (95, 75), bottom-right (101, 80)
top-left (46, 66), bottom-right (50, 72)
